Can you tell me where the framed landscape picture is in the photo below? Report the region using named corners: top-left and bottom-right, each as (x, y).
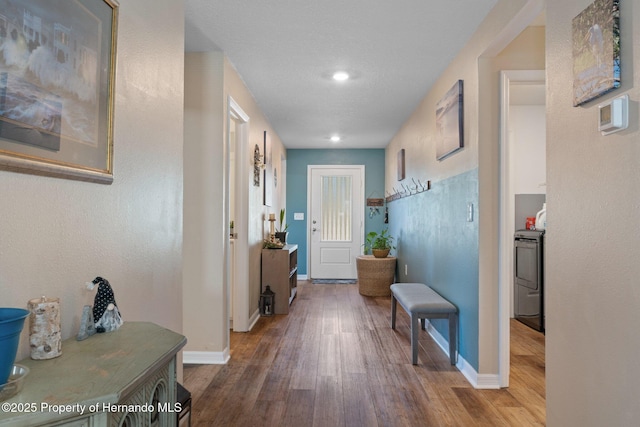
top-left (572, 0), bottom-right (620, 106)
top-left (436, 80), bottom-right (464, 161)
top-left (0, 0), bottom-right (118, 183)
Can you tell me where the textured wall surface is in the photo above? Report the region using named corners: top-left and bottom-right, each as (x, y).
top-left (388, 169), bottom-right (479, 368)
top-left (0, 0), bottom-right (185, 361)
top-left (183, 52), bottom-right (226, 351)
top-left (546, 1), bottom-right (640, 425)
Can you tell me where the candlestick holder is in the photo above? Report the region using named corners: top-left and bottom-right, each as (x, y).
top-left (268, 215), bottom-right (276, 243)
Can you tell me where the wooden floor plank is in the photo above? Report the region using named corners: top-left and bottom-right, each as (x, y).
top-left (184, 281), bottom-right (546, 426)
top-left (342, 372), bottom-right (379, 427)
top-left (312, 375), bottom-right (345, 427)
top-left (282, 389), bottom-right (315, 426)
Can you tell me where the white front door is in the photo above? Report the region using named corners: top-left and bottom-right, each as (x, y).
top-left (309, 166), bottom-right (364, 279)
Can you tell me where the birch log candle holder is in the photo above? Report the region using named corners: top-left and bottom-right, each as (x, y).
top-left (28, 296), bottom-right (62, 360)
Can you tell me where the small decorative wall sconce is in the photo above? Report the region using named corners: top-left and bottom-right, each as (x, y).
top-left (260, 285), bottom-right (275, 316)
top-left (253, 144), bottom-right (263, 186)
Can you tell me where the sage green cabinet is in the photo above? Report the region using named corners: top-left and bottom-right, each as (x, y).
top-left (0, 322), bottom-right (186, 426)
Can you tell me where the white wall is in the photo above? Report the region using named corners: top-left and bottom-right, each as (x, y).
top-left (183, 52), bottom-right (226, 356)
top-left (510, 104), bottom-right (546, 194)
top-left (546, 1), bottom-right (640, 425)
top-left (0, 0), bottom-right (185, 360)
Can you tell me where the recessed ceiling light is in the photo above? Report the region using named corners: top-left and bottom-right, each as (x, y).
top-left (332, 71), bottom-right (349, 81)
top-left (330, 135), bottom-right (341, 142)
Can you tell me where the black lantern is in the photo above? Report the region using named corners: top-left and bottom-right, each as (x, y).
top-left (260, 285), bottom-right (275, 316)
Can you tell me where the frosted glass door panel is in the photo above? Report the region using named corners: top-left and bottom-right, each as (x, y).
top-left (321, 176), bottom-right (352, 242)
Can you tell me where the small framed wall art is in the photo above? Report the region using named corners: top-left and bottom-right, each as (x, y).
top-left (572, 0), bottom-right (620, 106)
top-left (436, 80), bottom-right (464, 161)
top-left (397, 149), bottom-right (405, 181)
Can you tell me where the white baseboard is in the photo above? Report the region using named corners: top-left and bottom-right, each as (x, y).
top-left (183, 349), bottom-right (229, 365)
top-left (184, 310), bottom-right (261, 365)
top-left (248, 308), bottom-right (260, 330)
top-left (297, 274), bottom-right (308, 280)
top-left (424, 321), bottom-right (500, 389)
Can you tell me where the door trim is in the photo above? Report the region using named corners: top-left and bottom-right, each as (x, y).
top-left (499, 69), bottom-right (545, 386)
top-left (306, 165), bottom-right (365, 279)
top-left (227, 96), bottom-right (251, 333)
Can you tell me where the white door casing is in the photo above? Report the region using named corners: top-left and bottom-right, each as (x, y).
top-left (308, 165), bottom-right (364, 279)
top-left (227, 96), bottom-right (251, 333)
top-left (499, 69), bottom-right (545, 387)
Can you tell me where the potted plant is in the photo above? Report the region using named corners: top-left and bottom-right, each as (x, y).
top-left (364, 228), bottom-right (395, 258)
top-left (275, 208), bottom-right (289, 244)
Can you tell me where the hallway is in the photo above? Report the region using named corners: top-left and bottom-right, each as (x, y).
top-left (184, 281), bottom-right (545, 426)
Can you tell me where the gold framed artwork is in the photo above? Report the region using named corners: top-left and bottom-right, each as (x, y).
top-left (0, 0), bottom-right (119, 183)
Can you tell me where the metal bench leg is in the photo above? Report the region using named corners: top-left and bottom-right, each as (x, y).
top-left (411, 313), bottom-right (420, 365)
top-left (449, 312), bottom-right (458, 365)
top-left (391, 294), bottom-right (397, 329)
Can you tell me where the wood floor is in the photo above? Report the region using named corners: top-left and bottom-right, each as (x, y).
top-left (183, 281), bottom-right (545, 426)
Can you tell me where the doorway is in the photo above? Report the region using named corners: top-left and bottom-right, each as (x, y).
top-left (499, 70), bottom-right (546, 387)
top-left (499, 71), bottom-right (546, 386)
top-left (308, 165), bottom-right (364, 280)
top-left (478, 0), bottom-right (547, 387)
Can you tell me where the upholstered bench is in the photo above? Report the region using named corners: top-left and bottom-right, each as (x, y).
top-left (390, 283), bottom-right (458, 365)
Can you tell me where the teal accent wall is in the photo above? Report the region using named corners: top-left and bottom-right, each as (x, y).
top-left (286, 149), bottom-right (386, 276)
top-left (388, 169), bottom-right (479, 369)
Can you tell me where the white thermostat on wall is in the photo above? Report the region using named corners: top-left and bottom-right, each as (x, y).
top-left (598, 94), bottom-right (628, 135)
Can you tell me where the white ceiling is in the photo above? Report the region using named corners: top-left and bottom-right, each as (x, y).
top-left (185, 0), bottom-right (499, 149)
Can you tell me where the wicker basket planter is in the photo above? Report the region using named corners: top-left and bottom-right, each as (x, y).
top-left (356, 255), bottom-right (397, 296)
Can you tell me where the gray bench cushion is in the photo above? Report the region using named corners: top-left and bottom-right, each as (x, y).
top-left (390, 283), bottom-right (456, 314)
